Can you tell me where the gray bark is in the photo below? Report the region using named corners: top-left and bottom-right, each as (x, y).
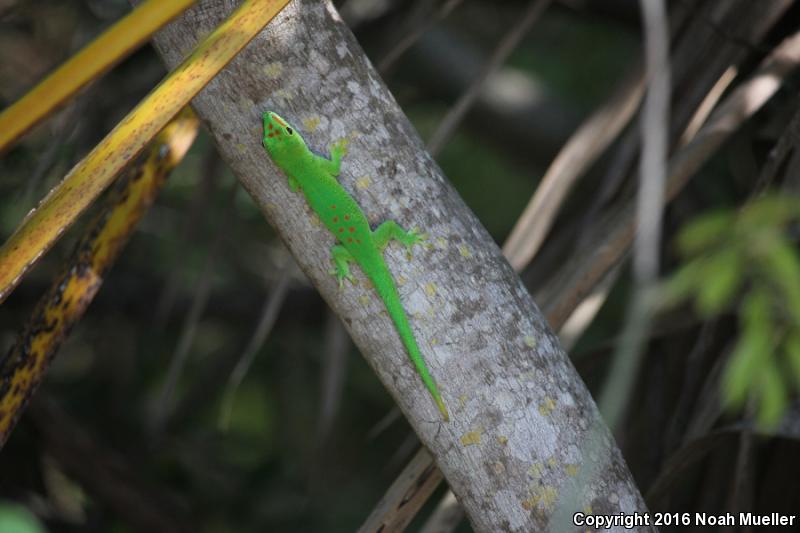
top-left (139, 1), bottom-right (652, 530)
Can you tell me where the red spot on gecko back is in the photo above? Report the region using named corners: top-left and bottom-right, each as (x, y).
top-left (348, 227), bottom-right (355, 233)
top-left (347, 237), bottom-right (353, 243)
top-left (268, 123), bottom-right (273, 130)
top-left (333, 216), bottom-right (339, 222)
top-left (344, 215), bottom-right (350, 221)
top-left (338, 227), bottom-right (344, 233)
top-left (331, 204), bottom-right (336, 210)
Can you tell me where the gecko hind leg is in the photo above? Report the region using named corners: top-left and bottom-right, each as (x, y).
top-left (329, 245), bottom-right (356, 289)
top-left (373, 221), bottom-right (425, 254)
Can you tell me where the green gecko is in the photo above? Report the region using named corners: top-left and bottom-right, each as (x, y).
top-left (261, 111), bottom-right (449, 422)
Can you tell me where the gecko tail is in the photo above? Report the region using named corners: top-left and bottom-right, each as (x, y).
top-left (373, 265), bottom-right (450, 422)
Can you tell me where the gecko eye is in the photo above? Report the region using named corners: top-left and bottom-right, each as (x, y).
top-left (286, 127), bottom-right (293, 135)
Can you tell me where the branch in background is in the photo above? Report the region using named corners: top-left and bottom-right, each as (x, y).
top-left (378, 0), bottom-right (464, 74)
top-left (546, 0), bottom-right (784, 355)
top-left (728, 400), bottom-right (755, 516)
top-left (599, 0), bottom-right (671, 429)
top-left (502, 64), bottom-right (645, 270)
top-left (539, 29), bottom-right (800, 332)
top-left (314, 308), bottom-right (352, 445)
top-left (678, 66), bottom-right (737, 147)
top-left (19, 99), bottom-right (86, 213)
top-left (583, 0), bottom-right (789, 225)
top-left (418, 489), bottom-right (462, 533)
top-left (551, 0), bottom-right (671, 525)
top-left (357, 448), bottom-right (443, 533)
top-left (426, 0), bottom-right (554, 156)
top-left (667, 0), bottom-right (791, 143)
top-left (151, 183), bottom-right (239, 437)
top-left (505, 0), bottom-right (700, 288)
top-left (219, 268), bottom-right (292, 430)
top-left (755, 97), bottom-right (800, 193)
top-left (408, 27), bottom-right (579, 161)
top-left (650, 401), bottom-right (800, 503)
top-left (153, 149), bottom-right (223, 328)
top-left (0, 109), bottom-right (199, 449)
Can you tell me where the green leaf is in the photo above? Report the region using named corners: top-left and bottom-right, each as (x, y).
top-left (741, 286), bottom-right (772, 332)
top-left (695, 248), bottom-right (742, 316)
top-left (785, 333), bottom-right (800, 387)
top-left (676, 210), bottom-right (734, 257)
top-left (722, 288), bottom-right (772, 408)
top-left (739, 194), bottom-right (800, 231)
top-left (660, 260), bottom-right (704, 308)
top-left (0, 503), bottom-right (45, 533)
top-left (758, 236), bottom-right (800, 324)
top-left (756, 360), bottom-right (788, 429)
top-left (723, 341), bottom-right (759, 409)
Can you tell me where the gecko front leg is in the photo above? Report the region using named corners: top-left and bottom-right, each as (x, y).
top-left (320, 139), bottom-right (348, 178)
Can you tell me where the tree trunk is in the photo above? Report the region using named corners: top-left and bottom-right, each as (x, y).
top-left (137, 0), bottom-right (653, 530)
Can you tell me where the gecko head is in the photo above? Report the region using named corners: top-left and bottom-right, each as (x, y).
top-left (262, 111), bottom-right (307, 156)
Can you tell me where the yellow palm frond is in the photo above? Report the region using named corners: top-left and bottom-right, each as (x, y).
top-left (0, 108), bottom-right (199, 448)
top-left (0, 0), bottom-right (196, 153)
top-left (0, 0), bottom-right (291, 303)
